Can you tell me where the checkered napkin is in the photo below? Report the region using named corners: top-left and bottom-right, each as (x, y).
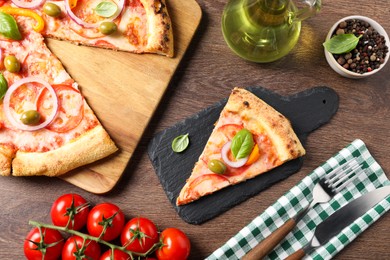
top-left (206, 139), bottom-right (390, 260)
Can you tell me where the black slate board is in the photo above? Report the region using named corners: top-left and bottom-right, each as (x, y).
top-left (147, 87), bottom-right (339, 224)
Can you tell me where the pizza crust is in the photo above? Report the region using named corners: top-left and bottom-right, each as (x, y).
top-left (227, 88), bottom-right (305, 161)
top-left (11, 125), bottom-right (118, 177)
top-left (143, 0), bottom-right (174, 57)
top-left (0, 145), bottom-right (14, 176)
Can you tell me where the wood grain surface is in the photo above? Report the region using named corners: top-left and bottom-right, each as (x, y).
top-left (1, 0), bottom-right (389, 259)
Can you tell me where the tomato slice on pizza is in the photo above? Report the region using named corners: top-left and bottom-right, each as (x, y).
top-left (0, 12), bottom-right (118, 176)
top-left (37, 84), bottom-right (85, 133)
top-left (176, 88), bottom-right (306, 206)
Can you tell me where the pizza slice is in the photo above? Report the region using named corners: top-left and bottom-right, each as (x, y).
top-left (176, 88), bottom-right (306, 206)
top-left (0, 16), bottom-right (117, 176)
top-left (0, 0), bottom-right (174, 57)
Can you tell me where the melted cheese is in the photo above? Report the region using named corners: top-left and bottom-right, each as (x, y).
top-left (191, 110), bottom-right (279, 185)
top-left (0, 108), bottom-right (98, 152)
top-left (0, 23), bottom-right (99, 153)
top-left (42, 1), bottom-right (148, 52)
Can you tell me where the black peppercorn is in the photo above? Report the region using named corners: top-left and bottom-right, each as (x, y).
top-left (332, 19), bottom-right (388, 74)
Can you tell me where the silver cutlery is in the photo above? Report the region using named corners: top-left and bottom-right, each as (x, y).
top-left (243, 158), bottom-right (363, 260)
top-left (285, 185), bottom-right (390, 260)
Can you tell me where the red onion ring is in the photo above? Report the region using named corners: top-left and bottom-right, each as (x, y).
top-left (221, 141), bottom-right (248, 168)
top-left (3, 77), bottom-right (59, 131)
top-left (11, 0), bottom-right (45, 9)
top-left (64, 0), bottom-right (125, 29)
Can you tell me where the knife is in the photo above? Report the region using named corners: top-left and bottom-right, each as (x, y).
top-left (285, 185), bottom-right (390, 260)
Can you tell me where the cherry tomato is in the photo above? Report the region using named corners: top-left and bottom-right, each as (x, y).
top-left (24, 227), bottom-right (64, 260)
top-left (62, 235), bottom-right (101, 260)
top-left (99, 249), bottom-right (129, 260)
top-left (156, 228), bottom-right (191, 260)
top-left (87, 202), bottom-right (125, 242)
top-left (50, 193), bottom-right (90, 231)
top-left (120, 217), bottom-right (159, 254)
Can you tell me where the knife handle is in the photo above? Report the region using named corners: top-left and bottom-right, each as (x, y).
top-left (242, 218), bottom-right (297, 260)
top-left (284, 248), bottom-right (305, 260)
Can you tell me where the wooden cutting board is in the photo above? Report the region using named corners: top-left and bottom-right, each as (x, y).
top-left (43, 0), bottom-right (202, 194)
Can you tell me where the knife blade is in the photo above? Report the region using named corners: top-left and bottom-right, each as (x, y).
top-left (285, 185), bottom-right (390, 260)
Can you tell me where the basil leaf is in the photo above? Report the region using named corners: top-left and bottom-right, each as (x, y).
top-left (0, 12), bottom-right (22, 40)
top-left (0, 73), bottom-right (8, 99)
top-left (323, 34), bottom-right (362, 54)
top-left (172, 133), bottom-right (190, 153)
top-left (231, 129), bottom-right (254, 159)
top-left (94, 2), bottom-right (118, 18)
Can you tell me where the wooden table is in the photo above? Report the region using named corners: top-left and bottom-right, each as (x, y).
top-left (1, 0), bottom-right (389, 259)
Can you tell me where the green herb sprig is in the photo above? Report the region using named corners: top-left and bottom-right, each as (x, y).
top-left (230, 129), bottom-right (254, 159)
top-left (323, 33), bottom-right (362, 54)
top-left (94, 2), bottom-right (118, 18)
top-left (0, 11), bottom-right (22, 40)
top-left (0, 74), bottom-right (8, 100)
top-left (172, 133), bottom-right (190, 153)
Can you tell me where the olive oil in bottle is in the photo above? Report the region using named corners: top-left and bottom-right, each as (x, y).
top-left (221, 0), bottom-right (301, 63)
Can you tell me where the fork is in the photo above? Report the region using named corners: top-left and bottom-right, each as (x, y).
top-left (242, 158), bottom-right (364, 260)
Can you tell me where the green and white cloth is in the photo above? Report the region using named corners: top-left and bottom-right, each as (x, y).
top-left (207, 139), bottom-right (390, 260)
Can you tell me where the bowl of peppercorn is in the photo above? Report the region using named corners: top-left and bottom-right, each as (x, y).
top-left (323, 15), bottom-right (389, 78)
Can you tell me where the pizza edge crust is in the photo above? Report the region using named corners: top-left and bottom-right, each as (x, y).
top-left (9, 125), bottom-right (118, 177)
top-left (228, 87), bottom-right (306, 161)
top-left (0, 145), bottom-right (14, 176)
top-left (176, 87), bottom-right (306, 206)
top-left (142, 0), bottom-right (174, 57)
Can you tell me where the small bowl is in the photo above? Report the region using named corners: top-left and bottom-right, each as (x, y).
top-left (324, 15), bottom-right (390, 79)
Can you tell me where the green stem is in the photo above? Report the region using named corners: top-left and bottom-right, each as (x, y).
top-left (29, 220), bottom-right (161, 258)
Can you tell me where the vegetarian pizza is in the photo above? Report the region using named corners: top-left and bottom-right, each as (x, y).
top-left (0, 0), bottom-right (174, 56)
top-left (0, 0), bottom-right (174, 177)
top-left (176, 88), bottom-right (306, 206)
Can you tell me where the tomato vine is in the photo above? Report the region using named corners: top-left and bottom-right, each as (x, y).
top-left (28, 220), bottom-right (161, 259)
top-left (25, 194), bottom-right (190, 260)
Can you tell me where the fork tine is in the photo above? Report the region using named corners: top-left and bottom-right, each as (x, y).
top-left (329, 162), bottom-right (361, 188)
top-left (325, 159), bottom-right (359, 181)
top-left (321, 158), bottom-right (365, 194)
top-left (333, 168), bottom-right (366, 193)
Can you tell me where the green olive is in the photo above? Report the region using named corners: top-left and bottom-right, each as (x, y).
top-left (4, 55), bottom-right (21, 73)
top-left (43, 3), bottom-right (62, 17)
top-left (208, 159), bottom-right (227, 174)
top-left (99, 21), bottom-right (117, 35)
top-left (20, 110), bottom-right (41, 125)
